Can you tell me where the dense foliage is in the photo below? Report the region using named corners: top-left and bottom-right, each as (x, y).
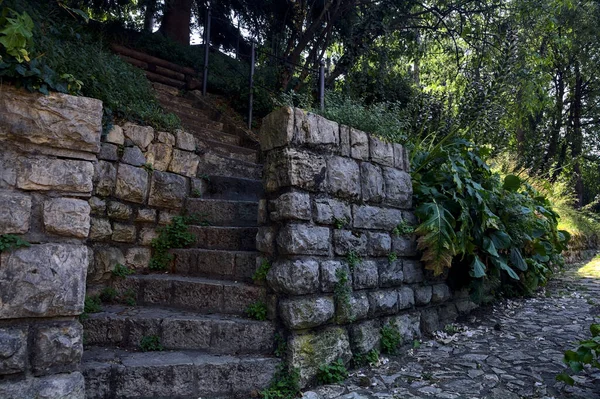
top-left (557, 324), bottom-right (600, 385)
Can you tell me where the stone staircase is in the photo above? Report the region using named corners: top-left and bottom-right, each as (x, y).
top-left (82, 82), bottom-right (279, 398)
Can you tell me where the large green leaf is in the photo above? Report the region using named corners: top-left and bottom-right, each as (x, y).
top-left (491, 256), bottom-right (519, 280)
top-left (509, 248), bottom-right (528, 271)
top-left (470, 256), bottom-right (486, 278)
top-left (503, 175), bottom-right (521, 191)
top-left (490, 230), bottom-right (511, 249)
top-left (415, 202), bottom-right (456, 276)
top-left (482, 236), bottom-right (499, 257)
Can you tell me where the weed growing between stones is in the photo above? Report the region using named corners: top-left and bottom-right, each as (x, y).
top-left (253, 259), bottom-right (272, 282)
top-left (388, 252), bottom-right (398, 262)
top-left (122, 289), bottom-right (137, 306)
top-left (557, 323), bottom-right (600, 385)
top-left (99, 287), bottom-right (118, 303)
top-left (139, 335), bottom-right (163, 352)
top-left (316, 359), bottom-right (349, 384)
top-left (345, 250), bottom-right (362, 271)
top-left (392, 221), bottom-right (414, 236)
top-left (191, 188), bottom-right (203, 198)
top-left (149, 215), bottom-right (197, 270)
top-left (353, 349), bottom-right (380, 367)
top-left (111, 263), bottom-right (134, 277)
top-left (333, 217), bottom-right (349, 229)
top-left (334, 268), bottom-right (353, 321)
top-left (381, 323), bottom-right (402, 355)
top-left (80, 295), bottom-right (102, 320)
top-left (246, 301), bottom-right (268, 321)
top-left (142, 163), bottom-right (154, 173)
top-left (0, 234), bottom-right (30, 253)
top-left (260, 364), bottom-right (300, 399)
top-left (273, 333), bottom-right (287, 358)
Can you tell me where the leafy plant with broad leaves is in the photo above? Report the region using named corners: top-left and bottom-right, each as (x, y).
top-left (557, 324), bottom-right (600, 386)
top-left (149, 215), bottom-right (196, 270)
top-left (412, 138), bottom-right (569, 296)
top-left (316, 359), bottom-right (348, 384)
top-left (0, 234), bottom-right (30, 253)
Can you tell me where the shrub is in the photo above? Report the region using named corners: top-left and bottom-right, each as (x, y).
top-left (380, 323), bottom-right (402, 355)
top-left (245, 301), bottom-right (268, 321)
top-left (261, 365), bottom-right (300, 399)
top-left (557, 324), bottom-right (600, 385)
top-left (0, 234), bottom-right (30, 253)
top-left (149, 215), bottom-right (196, 270)
top-left (112, 263), bottom-right (133, 278)
top-left (316, 359), bottom-right (348, 384)
top-left (139, 335), bottom-right (163, 352)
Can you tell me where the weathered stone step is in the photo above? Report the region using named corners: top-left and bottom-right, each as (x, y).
top-left (196, 136), bottom-right (258, 163)
top-left (187, 125), bottom-right (241, 146)
top-left (186, 198), bottom-right (258, 227)
top-left (176, 112), bottom-right (225, 132)
top-left (171, 249), bottom-right (257, 281)
top-left (200, 175), bottom-right (263, 201)
top-left (83, 305), bottom-right (274, 354)
top-left (113, 274), bottom-right (264, 315)
top-left (159, 99), bottom-right (213, 121)
top-left (83, 347), bottom-right (278, 399)
top-left (188, 226), bottom-right (257, 251)
top-left (155, 90), bottom-right (197, 107)
top-left (196, 151), bottom-right (262, 180)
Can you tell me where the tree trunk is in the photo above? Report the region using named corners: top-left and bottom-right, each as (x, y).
top-left (142, 0), bottom-right (157, 32)
top-left (571, 61), bottom-right (584, 207)
top-left (159, 0), bottom-right (193, 45)
top-left (542, 69), bottom-right (564, 172)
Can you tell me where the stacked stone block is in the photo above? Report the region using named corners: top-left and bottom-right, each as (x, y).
top-left (258, 107), bottom-right (468, 385)
top-left (88, 122), bottom-right (207, 290)
top-left (0, 86), bottom-right (102, 397)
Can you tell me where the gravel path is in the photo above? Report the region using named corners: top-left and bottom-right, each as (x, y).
top-left (302, 259), bottom-right (600, 399)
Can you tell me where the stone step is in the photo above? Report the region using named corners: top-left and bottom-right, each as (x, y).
top-left (200, 175), bottom-right (263, 201)
top-left (186, 198), bottom-right (258, 227)
top-left (112, 274), bottom-right (265, 315)
top-left (177, 112), bottom-right (225, 132)
top-left (186, 125), bottom-right (241, 146)
top-left (155, 90), bottom-right (197, 107)
top-left (83, 305), bottom-right (274, 354)
top-left (196, 136), bottom-right (258, 163)
top-left (171, 249), bottom-right (258, 281)
top-left (83, 347), bottom-right (279, 399)
top-left (188, 226), bottom-right (257, 251)
top-left (159, 99), bottom-right (213, 121)
top-left (196, 151), bottom-right (263, 180)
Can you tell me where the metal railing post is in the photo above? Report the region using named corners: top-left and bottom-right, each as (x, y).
top-left (319, 60), bottom-right (325, 111)
top-left (202, 7), bottom-right (211, 96)
top-left (248, 41), bottom-right (255, 130)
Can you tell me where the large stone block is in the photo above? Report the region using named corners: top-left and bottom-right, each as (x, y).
top-left (98, 143), bottom-right (118, 161)
top-left (121, 146), bottom-right (146, 167)
top-left (277, 224), bottom-right (330, 256)
top-left (94, 161), bottom-right (116, 197)
top-left (383, 167), bottom-right (412, 208)
top-left (335, 292), bottom-right (370, 323)
top-left (106, 125), bottom-right (124, 145)
top-left (352, 260), bottom-right (379, 289)
top-left (385, 313), bottom-right (421, 344)
top-left (125, 247), bottom-right (151, 270)
top-left (168, 149), bottom-right (200, 177)
top-left (326, 156), bottom-right (360, 199)
top-left (267, 259), bottom-right (320, 295)
top-left (145, 143), bottom-right (173, 172)
top-left (265, 148), bottom-right (326, 192)
top-left (349, 320), bottom-right (380, 354)
top-left (256, 226), bottom-right (276, 255)
top-left (339, 125), bottom-right (351, 156)
top-left (398, 286), bottom-right (415, 310)
top-left (88, 197), bottom-right (106, 215)
top-left (415, 285), bottom-right (433, 306)
top-left (379, 259), bottom-right (403, 287)
top-left (123, 123), bottom-right (154, 150)
top-left (148, 171), bottom-right (187, 209)
top-left (392, 235), bottom-right (417, 256)
top-left (333, 229), bottom-right (367, 256)
top-left (89, 218), bottom-right (112, 241)
top-left (279, 296), bottom-right (334, 329)
top-left (369, 136), bottom-right (394, 167)
top-left (0, 190), bottom-right (31, 234)
top-left (432, 284), bottom-right (452, 303)
top-left (112, 223), bottom-right (136, 243)
top-left (89, 247), bottom-right (125, 283)
top-left (352, 205), bottom-right (402, 230)
top-left (360, 162), bottom-right (384, 203)
top-left (176, 130), bottom-right (196, 151)
top-left (270, 191), bottom-right (311, 221)
top-left (33, 322), bottom-right (83, 374)
top-left (0, 149), bottom-right (17, 188)
top-left (0, 87), bottom-right (102, 153)
top-left (17, 158), bottom-right (94, 193)
top-left (157, 131), bottom-right (175, 146)
top-left (114, 164), bottom-right (148, 204)
top-left (403, 260), bottom-right (424, 283)
top-left (43, 198), bottom-right (91, 238)
top-left (368, 289), bottom-right (398, 316)
top-left (0, 327), bottom-right (27, 375)
top-left (288, 327), bottom-right (351, 386)
top-left (367, 232), bottom-right (391, 257)
top-left (0, 244), bottom-right (88, 318)
top-left (313, 197), bottom-right (351, 225)
top-left (320, 260), bottom-right (350, 293)
top-left (420, 308), bottom-right (440, 334)
top-left (350, 128), bottom-right (369, 160)
top-left (0, 371), bottom-right (85, 399)
top-left (303, 112), bottom-right (340, 148)
top-left (259, 106), bottom-right (299, 151)
top-left (107, 201), bottom-right (132, 220)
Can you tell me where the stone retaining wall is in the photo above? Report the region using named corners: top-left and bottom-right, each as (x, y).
top-left (0, 87), bottom-right (102, 397)
top-left (258, 107), bottom-right (476, 385)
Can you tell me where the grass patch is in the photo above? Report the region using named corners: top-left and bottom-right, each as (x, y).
top-left (577, 256), bottom-right (600, 279)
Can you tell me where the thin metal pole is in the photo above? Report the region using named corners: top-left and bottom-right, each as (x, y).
top-left (202, 7), bottom-right (211, 96)
top-left (319, 60), bottom-right (325, 111)
top-left (248, 41), bottom-right (255, 130)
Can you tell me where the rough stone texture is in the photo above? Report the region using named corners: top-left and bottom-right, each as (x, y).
top-left (0, 190), bottom-right (31, 234)
top-left (168, 149), bottom-right (200, 177)
top-left (320, 260), bottom-right (350, 293)
top-left (349, 320), bottom-right (380, 354)
top-left (145, 143), bottom-right (173, 171)
top-left (43, 198), bottom-right (91, 238)
top-left (265, 148), bottom-right (326, 192)
top-left (256, 226), bottom-right (276, 255)
top-left (303, 112), bottom-right (340, 147)
top-left (94, 161), bottom-right (116, 197)
top-left (88, 197), bottom-right (105, 215)
top-left (327, 156), bottom-right (360, 198)
top-left (33, 322), bottom-right (83, 374)
top-left (112, 223), bottom-right (136, 243)
top-left (392, 235), bottom-right (417, 257)
top-left (270, 191), bottom-right (311, 221)
top-left (148, 171), bottom-right (187, 209)
top-left (107, 201), bottom-right (132, 220)
top-left (98, 143), bottom-right (118, 161)
top-left (289, 327), bottom-right (352, 385)
top-left (123, 123), bottom-right (154, 150)
top-left (0, 244), bottom-right (88, 318)
top-left (350, 128), bottom-right (369, 160)
top-left (313, 197), bottom-right (351, 225)
top-left (121, 146), bottom-right (146, 167)
top-left (106, 125), bottom-right (124, 145)
top-left (415, 286), bottom-right (433, 306)
top-left (277, 224), bottom-right (331, 255)
top-left (135, 208), bottom-right (157, 223)
top-left (125, 248), bottom-right (151, 270)
top-left (114, 164), bottom-right (148, 204)
top-left (280, 296), bottom-right (335, 329)
top-left (383, 167), bottom-right (412, 208)
top-left (17, 158), bottom-right (94, 193)
top-left (369, 137), bottom-right (394, 167)
top-left (367, 232), bottom-right (391, 257)
top-left (334, 230), bottom-right (367, 256)
top-left (336, 292), bottom-right (370, 324)
top-left (379, 260), bottom-right (403, 287)
top-left (0, 87), bottom-right (102, 153)
top-left (267, 259), bottom-right (320, 295)
top-left (360, 162), bottom-right (384, 203)
top-left (432, 284), bottom-right (452, 303)
top-left (403, 260), bottom-right (425, 283)
top-left (339, 125), bottom-right (351, 156)
top-left (259, 106), bottom-right (298, 151)
top-left (89, 218), bottom-right (112, 241)
top-left (353, 261), bottom-right (379, 289)
top-left (90, 247), bottom-right (125, 283)
top-left (0, 327), bottom-right (27, 375)
top-left (368, 290), bottom-right (398, 316)
top-left (139, 227), bottom-right (158, 246)
top-left (420, 308), bottom-right (440, 334)
top-left (0, 371), bottom-right (85, 399)
top-left (176, 130), bottom-right (196, 151)
top-left (156, 131), bottom-right (175, 146)
top-left (398, 286), bottom-right (415, 310)
top-left (353, 205), bottom-right (403, 230)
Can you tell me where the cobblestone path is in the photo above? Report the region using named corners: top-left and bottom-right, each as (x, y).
top-left (302, 259), bottom-right (600, 399)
